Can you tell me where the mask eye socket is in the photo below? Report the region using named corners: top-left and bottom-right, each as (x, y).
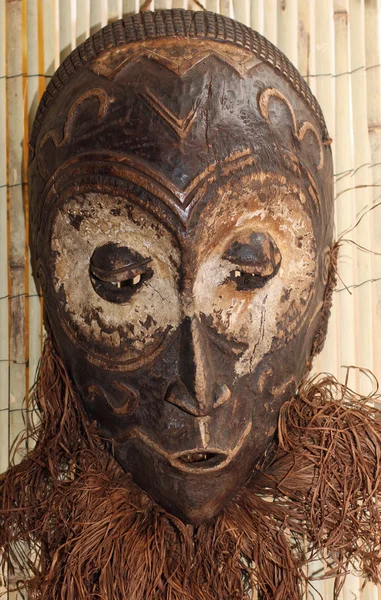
top-left (89, 243), bottom-right (153, 304)
top-left (224, 232), bottom-right (282, 291)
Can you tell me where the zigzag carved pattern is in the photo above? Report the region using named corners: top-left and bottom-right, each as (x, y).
top-left (138, 87), bottom-right (202, 140)
top-left (91, 46), bottom-right (262, 80)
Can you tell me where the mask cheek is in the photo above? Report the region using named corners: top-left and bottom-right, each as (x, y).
top-left (195, 265), bottom-right (317, 382)
top-left (208, 278), bottom-right (286, 379)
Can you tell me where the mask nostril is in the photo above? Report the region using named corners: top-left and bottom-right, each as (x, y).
top-left (214, 384), bottom-right (231, 408)
top-left (164, 379), bottom-right (201, 416)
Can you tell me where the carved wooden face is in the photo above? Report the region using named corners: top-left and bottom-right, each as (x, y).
top-left (30, 28), bottom-right (334, 524)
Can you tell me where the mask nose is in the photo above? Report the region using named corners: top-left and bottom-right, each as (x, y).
top-left (165, 317), bottom-right (230, 416)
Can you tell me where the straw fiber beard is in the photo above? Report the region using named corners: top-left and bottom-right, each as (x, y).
top-left (2, 331), bottom-right (381, 600)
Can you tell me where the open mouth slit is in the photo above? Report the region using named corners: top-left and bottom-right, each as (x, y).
top-left (177, 452), bottom-right (227, 468)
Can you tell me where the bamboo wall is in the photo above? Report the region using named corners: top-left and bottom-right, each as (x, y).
top-left (0, 0), bottom-right (381, 598)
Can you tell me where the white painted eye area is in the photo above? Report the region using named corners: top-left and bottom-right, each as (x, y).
top-left (89, 242), bottom-right (153, 304)
top-left (50, 194), bottom-right (181, 366)
top-left (192, 179), bottom-right (317, 378)
top-left (224, 232), bottom-right (282, 291)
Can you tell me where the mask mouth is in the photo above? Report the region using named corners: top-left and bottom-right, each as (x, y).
top-left (176, 451), bottom-right (227, 469)
top-left (117, 422), bottom-right (252, 473)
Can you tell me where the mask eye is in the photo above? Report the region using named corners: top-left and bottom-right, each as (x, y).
top-left (90, 243), bottom-right (153, 304)
top-left (224, 232), bottom-right (282, 291)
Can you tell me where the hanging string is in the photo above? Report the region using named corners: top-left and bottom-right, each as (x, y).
top-left (303, 62), bottom-right (381, 79)
top-left (139, 0), bottom-right (152, 11)
top-left (0, 73), bottom-right (52, 80)
top-left (191, 0), bottom-right (207, 10)
top-left (0, 293), bottom-right (41, 302)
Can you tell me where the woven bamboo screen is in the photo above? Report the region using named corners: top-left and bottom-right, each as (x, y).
top-left (1, 0), bottom-right (381, 598)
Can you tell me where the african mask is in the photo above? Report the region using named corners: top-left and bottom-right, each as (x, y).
top-left (28, 9), bottom-right (334, 525)
top-left (5, 10), bottom-right (381, 600)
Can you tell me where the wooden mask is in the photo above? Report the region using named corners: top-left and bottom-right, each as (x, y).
top-left (28, 9), bottom-right (334, 525)
top-left (4, 11), bottom-right (381, 600)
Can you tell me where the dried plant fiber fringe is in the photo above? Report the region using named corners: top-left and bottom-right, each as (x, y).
top-left (1, 338), bottom-right (381, 600)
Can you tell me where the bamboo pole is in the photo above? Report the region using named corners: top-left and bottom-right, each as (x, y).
top-left (334, 0), bottom-right (357, 383)
top-left (362, 580), bottom-right (378, 600)
top-left (219, 0), bottom-right (233, 17)
top-left (277, 0), bottom-right (298, 68)
top-left (204, 0), bottom-right (220, 12)
top-left (42, 0), bottom-right (57, 77)
top-left (0, 40), bottom-right (9, 600)
top-left (361, 578), bottom-right (379, 598)
top-left (364, 0), bottom-right (381, 384)
top-left (108, 0), bottom-right (123, 20)
top-left (343, 573), bottom-right (360, 599)
top-left (59, 0), bottom-right (72, 62)
top-left (313, 0), bottom-right (340, 383)
top-left (90, 0), bottom-right (108, 36)
top-left (348, 0), bottom-right (375, 400)
top-left (155, 0), bottom-right (173, 8)
top-left (306, 558), bottom-right (325, 600)
top-left (313, 0), bottom-right (338, 593)
top-left (233, 0), bottom-right (249, 27)
top-left (250, 0), bottom-right (263, 34)
top-left (7, 0), bottom-right (27, 467)
top-left (123, 0), bottom-right (140, 16)
top-left (263, 0), bottom-right (277, 46)
top-left (76, 0), bottom-right (90, 44)
top-left (171, 0), bottom-right (188, 7)
top-left (298, 0), bottom-right (316, 93)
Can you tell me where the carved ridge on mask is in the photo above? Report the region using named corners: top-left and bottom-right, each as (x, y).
top-left (280, 152), bottom-right (322, 216)
top-left (33, 153), bottom-right (322, 258)
top-left (91, 41), bottom-right (263, 80)
top-left (258, 87), bottom-right (324, 171)
top-left (37, 88), bottom-right (112, 180)
top-left (53, 311), bottom-right (177, 372)
top-left (34, 149), bottom-right (255, 229)
top-left (138, 86), bottom-right (204, 140)
top-left (88, 382), bottom-right (140, 416)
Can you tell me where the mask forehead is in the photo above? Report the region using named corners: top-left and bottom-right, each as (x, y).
top-left (30, 31), bottom-right (332, 232)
